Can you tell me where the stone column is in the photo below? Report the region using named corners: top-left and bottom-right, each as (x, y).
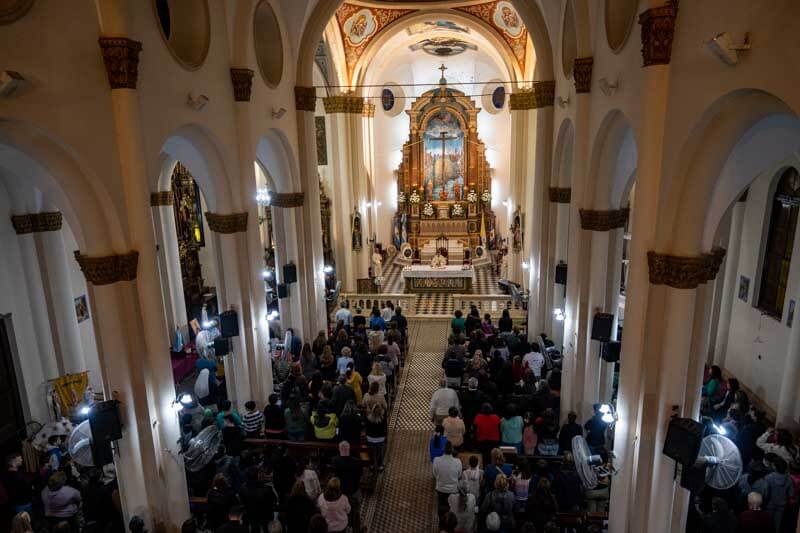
top-left (507, 92), bottom-right (536, 286)
top-left (548, 188), bottom-right (571, 350)
top-left (150, 192), bottom-right (187, 336)
top-left (609, 4), bottom-right (679, 531)
top-left (362, 102), bottom-right (378, 242)
top-left (712, 196), bottom-right (746, 367)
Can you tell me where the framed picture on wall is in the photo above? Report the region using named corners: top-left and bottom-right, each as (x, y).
top-left (788, 300), bottom-right (796, 327)
top-left (738, 275), bottom-right (750, 302)
top-left (74, 295), bottom-right (89, 323)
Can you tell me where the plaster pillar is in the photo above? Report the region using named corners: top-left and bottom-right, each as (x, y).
top-left (548, 188), bottom-right (571, 350)
top-left (777, 287), bottom-right (800, 426)
top-left (363, 102), bottom-right (378, 242)
top-left (507, 92), bottom-right (536, 286)
top-left (150, 192), bottom-right (187, 336)
top-left (712, 197), bottom-right (746, 367)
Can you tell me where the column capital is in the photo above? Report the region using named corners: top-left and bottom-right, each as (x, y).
top-left (98, 37), bottom-right (142, 90)
top-left (647, 247), bottom-right (726, 289)
top-left (509, 81), bottom-right (556, 110)
top-left (323, 95), bottom-right (365, 114)
top-left (149, 191), bottom-right (174, 206)
top-left (573, 57), bottom-right (594, 94)
top-left (205, 212), bottom-right (249, 233)
top-left (230, 68), bottom-right (255, 102)
top-left (548, 187), bottom-right (571, 203)
top-left (579, 207), bottom-right (629, 231)
top-left (294, 86), bottom-right (317, 111)
top-left (269, 192), bottom-right (305, 208)
top-left (11, 211), bottom-right (63, 234)
top-left (74, 250), bottom-right (139, 285)
top-left (639, 1), bottom-right (680, 66)
top-left (362, 101), bottom-right (376, 118)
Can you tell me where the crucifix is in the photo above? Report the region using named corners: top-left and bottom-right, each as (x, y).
top-left (438, 63), bottom-right (448, 81)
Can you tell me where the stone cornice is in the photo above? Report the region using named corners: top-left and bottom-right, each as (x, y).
top-left (98, 37), bottom-right (142, 90)
top-left (74, 250), bottom-right (139, 285)
top-left (205, 212), bottom-right (248, 233)
top-left (573, 57), bottom-right (594, 94)
top-left (11, 212), bottom-right (63, 234)
top-left (363, 102), bottom-right (376, 118)
top-left (548, 188), bottom-right (571, 203)
top-left (323, 95), bottom-right (365, 114)
top-left (230, 68), bottom-right (255, 102)
top-left (269, 192), bottom-right (305, 208)
top-left (639, 1), bottom-right (680, 67)
top-left (149, 191), bottom-right (174, 206)
top-left (295, 86), bottom-right (317, 111)
top-left (579, 207), bottom-right (629, 231)
top-left (509, 81), bottom-right (556, 110)
top-left (647, 247), bottom-right (726, 289)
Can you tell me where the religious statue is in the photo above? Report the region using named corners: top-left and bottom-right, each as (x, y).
top-left (351, 209), bottom-right (363, 251)
top-left (371, 247), bottom-right (383, 279)
top-left (511, 207), bottom-right (523, 252)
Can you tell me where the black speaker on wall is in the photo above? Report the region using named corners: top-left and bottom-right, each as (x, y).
top-left (601, 340), bottom-right (621, 363)
top-left (283, 263), bottom-right (297, 284)
top-left (555, 263), bottom-right (568, 285)
top-left (663, 417), bottom-right (704, 467)
top-left (277, 284), bottom-right (288, 299)
top-left (88, 400), bottom-right (123, 442)
top-left (591, 313), bottom-right (614, 342)
top-left (219, 310), bottom-right (239, 338)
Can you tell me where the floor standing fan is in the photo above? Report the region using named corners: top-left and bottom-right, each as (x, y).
top-left (693, 434), bottom-right (743, 490)
top-left (572, 435), bottom-right (604, 489)
top-left (184, 425), bottom-right (223, 472)
top-left (68, 420), bottom-right (95, 467)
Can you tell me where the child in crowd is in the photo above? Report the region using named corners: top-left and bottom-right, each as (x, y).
top-left (242, 400), bottom-right (264, 439)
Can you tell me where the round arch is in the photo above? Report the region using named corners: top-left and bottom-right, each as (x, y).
top-left (585, 109), bottom-right (638, 209)
top-left (553, 118), bottom-right (575, 188)
top-left (255, 128), bottom-right (298, 193)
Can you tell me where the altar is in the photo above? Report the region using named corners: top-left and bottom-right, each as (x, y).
top-left (402, 265), bottom-right (474, 293)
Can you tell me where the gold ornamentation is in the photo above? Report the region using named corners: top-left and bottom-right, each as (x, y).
top-left (509, 81), bottom-right (556, 110)
top-left (323, 95), bottom-right (365, 114)
top-left (10, 212), bottom-right (63, 234)
top-left (98, 37), bottom-right (142, 90)
top-left (639, 1), bottom-right (679, 67)
top-left (149, 191), bottom-right (174, 206)
top-left (295, 86), bottom-right (317, 111)
top-left (230, 68), bottom-right (255, 102)
top-left (573, 57), bottom-right (594, 94)
top-left (269, 192), bottom-right (305, 208)
top-left (73, 250), bottom-right (139, 285)
top-left (548, 188), bottom-right (571, 203)
top-left (205, 212), bottom-right (249, 233)
top-left (363, 101), bottom-right (376, 117)
top-left (579, 208), bottom-right (629, 231)
top-left (647, 247), bottom-right (726, 289)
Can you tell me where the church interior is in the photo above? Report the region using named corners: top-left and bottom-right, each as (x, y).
top-left (0, 1), bottom-right (799, 532)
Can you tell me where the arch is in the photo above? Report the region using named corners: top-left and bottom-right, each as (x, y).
top-left (552, 118), bottom-right (575, 188)
top-left (255, 128), bottom-right (299, 193)
top-left (586, 109), bottom-right (637, 209)
top-left (661, 89), bottom-right (799, 255)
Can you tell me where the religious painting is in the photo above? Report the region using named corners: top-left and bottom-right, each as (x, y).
top-left (351, 209), bottom-right (363, 251)
top-left (74, 295), bottom-right (89, 323)
top-left (738, 275), bottom-right (750, 302)
top-left (342, 8), bottom-right (377, 46)
top-left (409, 37), bottom-right (477, 57)
top-left (381, 88), bottom-right (395, 111)
top-left (315, 116), bottom-right (328, 165)
top-left (493, 1), bottom-right (523, 38)
top-left (407, 20), bottom-right (469, 35)
top-left (393, 212), bottom-right (408, 249)
top-left (511, 207), bottom-right (523, 252)
top-left (423, 110), bottom-right (465, 201)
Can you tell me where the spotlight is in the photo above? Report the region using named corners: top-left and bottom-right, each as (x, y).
top-left (262, 269), bottom-right (273, 280)
top-left (256, 188), bottom-right (271, 207)
top-left (521, 261), bottom-right (529, 270)
top-left (202, 320), bottom-right (214, 329)
top-left (179, 393), bottom-right (194, 406)
top-left (365, 201), bottom-right (373, 208)
top-left (553, 308), bottom-right (565, 321)
top-left (601, 412), bottom-right (615, 424)
top-left (323, 265), bottom-right (334, 274)
top-left (713, 423), bottom-right (727, 436)
top-left (79, 406), bottom-right (91, 415)
top-left (171, 401), bottom-right (184, 412)
top-left (599, 404), bottom-right (611, 414)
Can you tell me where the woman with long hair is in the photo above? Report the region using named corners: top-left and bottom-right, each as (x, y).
top-left (365, 403), bottom-right (388, 470)
top-left (11, 512), bottom-right (33, 533)
top-left (368, 362), bottom-right (387, 397)
top-left (319, 346), bottom-right (337, 383)
top-left (317, 478), bottom-right (351, 533)
top-left (447, 481), bottom-right (476, 533)
top-left (364, 380), bottom-right (387, 414)
top-left (300, 342), bottom-right (317, 378)
top-left (286, 480), bottom-right (316, 532)
top-left (480, 473), bottom-right (515, 532)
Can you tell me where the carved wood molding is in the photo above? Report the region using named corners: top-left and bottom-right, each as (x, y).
top-left (74, 250), bottom-right (139, 285)
top-left (98, 37), bottom-right (142, 90)
top-left (11, 212), bottom-right (63, 234)
top-left (323, 95), bottom-right (365, 114)
top-left (579, 207), bottom-right (629, 231)
top-left (573, 57), bottom-right (594, 94)
top-left (362, 102), bottom-right (376, 118)
top-left (548, 188), bottom-right (571, 203)
top-left (295, 86), bottom-right (317, 111)
top-left (639, 1), bottom-right (680, 67)
top-left (647, 247), bottom-right (726, 289)
top-left (230, 68), bottom-right (255, 102)
top-left (149, 191), bottom-right (174, 206)
top-left (269, 192), bottom-right (305, 208)
top-left (509, 81), bottom-right (556, 110)
top-left (205, 212), bottom-right (249, 233)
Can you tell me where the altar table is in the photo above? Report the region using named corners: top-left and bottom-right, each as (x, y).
top-left (402, 265), bottom-right (474, 293)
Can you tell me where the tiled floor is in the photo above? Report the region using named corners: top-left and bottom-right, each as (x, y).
top-left (362, 319), bottom-right (449, 532)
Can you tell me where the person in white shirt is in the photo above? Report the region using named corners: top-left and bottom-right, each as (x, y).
top-left (433, 442), bottom-right (462, 515)
top-left (429, 378), bottom-right (461, 425)
top-left (523, 348), bottom-right (545, 379)
top-left (335, 302), bottom-right (353, 328)
top-left (448, 482), bottom-right (477, 533)
top-left (381, 301), bottom-right (394, 323)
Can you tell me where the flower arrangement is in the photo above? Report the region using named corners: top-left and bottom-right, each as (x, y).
top-left (398, 191), bottom-right (407, 204)
top-left (451, 203), bottom-right (465, 217)
top-left (409, 190), bottom-right (421, 204)
top-left (422, 202), bottom-right (435, 217)
top-left (466, 189), bottom-right (478, 203)
top-left (481, 189), bottom-right (492, 203)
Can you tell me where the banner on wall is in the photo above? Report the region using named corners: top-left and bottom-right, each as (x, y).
top-left (51, 372), bottom-right (89, 415)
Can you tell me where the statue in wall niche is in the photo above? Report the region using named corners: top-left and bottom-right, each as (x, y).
top-left (351, 209), bottom-right (363, 251)
top-left (371, 246), bottom-right (383, 279)
top-left (511, 207), bottom-right (523, 253)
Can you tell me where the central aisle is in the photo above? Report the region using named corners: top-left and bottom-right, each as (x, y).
top-left (364, 318), bottom-right (449, 532)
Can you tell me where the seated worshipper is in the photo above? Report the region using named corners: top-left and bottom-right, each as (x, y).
top-left (430, 379), bottom-right (461, 426)
top-left (216, 400), bottom-right (243, 430)
top-left (443, 407), bottom-right (466, 449)
top-left (317, 478), bottom-right (351, 533)
top-left (311, 406), bottom-right (339, 441)
top-left (448, 482), bottom-right (477, 533)
top-left (484, 448), bottom-right (513, 494)
top-left (242, 401), bottom-right (264, 439)
top-left (451, 311), bottom-right (466, 335)
top-left (713, 377), bottom-right (740, 420)
top-left (443, 352), bottom-right (466, 388)
top-left (500, 405), bottom-right (524, 453)
top-left (739, 491), bottom-right (775, 532)
top-left (368, 362), bottom-right (388, 397)
top-left (584, 404), bottom-right (610, 452)
top-left (336, 347), bottom-right (354, 376)
top-left (337, 401), bottom-right (363, 446)
top-left (335, 302), bottom-right (353, 329)
top-left (558, 411), bottom-right (583, 453)
top-left (433, 443), bottom-right (463, 517)
top-left (194, 368), bottom-right (218, 408)
top-left (263, 394), bottom-right (287, 437)
top-left (480, 473), bottom-right (515, 532)
top-left (430, 425), bottom-right (449, 463)
top-left (474, 404), bottom-right (501, 463)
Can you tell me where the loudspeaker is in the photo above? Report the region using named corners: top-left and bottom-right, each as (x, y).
top-left (663, 417), bottom-right (704, 467)
top-left (88, 400), bottom-right (122, 442)
top-left (283, 263), bottom-right (297, 284)
top-left (601, 341), bottom-right (621, 363)
top-left (555, 263), bottom-right (568, 285)
top-left (214, 337), bottom-right (230, 356)
top-left (219, 310), bottom-right (239, 338)
top-left (277, 284), bottom-right (288, 299)
top-left (591, 313), bottom-right (614, 342)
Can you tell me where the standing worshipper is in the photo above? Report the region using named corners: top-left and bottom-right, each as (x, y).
top-left (430, 379), bottom-right (461, 426)
top-left (332, 441), bottom-right (363, 533)
top-left (739, 492), bottom-right (775, 532)
top-left (317, 478), bottom-right (351, 533)
top-left (433, 443), bottom-right (463, 517)
top-left (365, 403), bottom-right (387, 471)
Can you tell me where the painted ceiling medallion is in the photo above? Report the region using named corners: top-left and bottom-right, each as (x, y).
top-left (343, 8), bottom-right (378, 46)
top-left (410, 37), bottom-right (477, 57)
top-left (407, 20), bottom-right (469, 36)
top-left (492, 1), bottom-right (523, 38)
top-left (456, 1), bottom-right (527, 72)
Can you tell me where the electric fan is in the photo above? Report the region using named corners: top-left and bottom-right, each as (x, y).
top-left (693, 433), bottom-right (743, 490)
top-left (183, 425), bottom-right (223, 472)
top-left (68, 421), bottom-right (95, 467)
top-left (572, 435), bottom-right (603, 489)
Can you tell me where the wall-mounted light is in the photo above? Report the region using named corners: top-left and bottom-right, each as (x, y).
top-left (521, 261), bottom-right (529, 270)
top-left (323, 265), bottom-right (334, 274)
top-left (79, 406), bottom-right (91, 415)
top-left (553, 308), bottom-right (565, 321)
top-left (599, 403), bottom-right (617, 424)
top-left (256, 188), bottom-right (271, 207)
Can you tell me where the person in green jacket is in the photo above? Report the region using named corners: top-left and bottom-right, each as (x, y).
top-left (311, 407), bottom-right (338, 440)
top-left (451, 310), bottom-right (466, 334)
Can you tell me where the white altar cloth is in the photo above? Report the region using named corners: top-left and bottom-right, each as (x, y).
top-left (402, 265), bottom-right (475, 279)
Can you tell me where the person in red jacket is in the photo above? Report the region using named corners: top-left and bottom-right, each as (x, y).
top-left (473, 403), bottom-right (501, 466)
top-left (739, 492), bottom-right (775, 532)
